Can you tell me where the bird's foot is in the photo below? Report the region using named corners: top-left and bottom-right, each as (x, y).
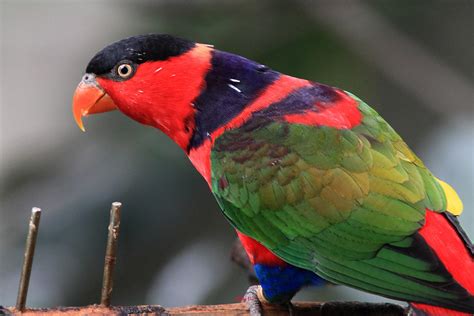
top-left (242, 285), bottom-right (267, 316)
top-left (242, 285), bottom-right (295, 316)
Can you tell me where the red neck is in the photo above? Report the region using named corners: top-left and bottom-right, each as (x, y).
top-left (98, 44), bottom-right (213, 150)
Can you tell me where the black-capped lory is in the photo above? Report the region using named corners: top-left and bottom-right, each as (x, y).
top-left (72, 34), bottom-right (473, 316)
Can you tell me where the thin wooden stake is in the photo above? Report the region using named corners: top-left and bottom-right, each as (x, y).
top-left (16, 207), bottom-right (42, 311)
top-left (100, 202), bottom-right (122, 306)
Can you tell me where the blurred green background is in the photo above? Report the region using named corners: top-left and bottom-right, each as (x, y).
top-left (1, 0), bottom-right (473, 309)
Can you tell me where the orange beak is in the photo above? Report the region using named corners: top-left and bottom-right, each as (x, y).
top-left (72, 77), bottom-right (117, 131)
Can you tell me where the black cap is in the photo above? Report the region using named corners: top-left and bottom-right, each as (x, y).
top-left (86, 34), bottom-right (195, 75)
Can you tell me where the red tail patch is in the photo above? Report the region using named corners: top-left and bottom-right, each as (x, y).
top-left (411, 303), bottom-right (472, 316)
top-left (419, 210), bottom-right (474, 294)
top-left (412, 210), bottom-right (474, 315)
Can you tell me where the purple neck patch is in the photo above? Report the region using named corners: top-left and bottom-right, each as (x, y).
top-left (189, 50), bottom-right (279, 150)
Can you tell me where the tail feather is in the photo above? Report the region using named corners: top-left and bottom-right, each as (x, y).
top-left (444, 212), bottom-right (474, 256)
top-left (412, 210), bottom-right (474, 315)
top-left (419, 211), bottom-right (474, 294)
top-left (410, 303), bottom-right (473, 316)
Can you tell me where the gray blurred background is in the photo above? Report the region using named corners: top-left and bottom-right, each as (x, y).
top-left (1, 0), bottom-right (473, 309)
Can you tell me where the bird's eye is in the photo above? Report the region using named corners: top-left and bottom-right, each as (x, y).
top-left (117, 63), bottom-right (133, 79)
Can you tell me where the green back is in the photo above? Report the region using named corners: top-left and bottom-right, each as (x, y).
top-left (210, 95), bottom-right (473, 309)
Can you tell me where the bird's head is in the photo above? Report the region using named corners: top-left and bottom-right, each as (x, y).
top-left (72, 34), bottom-right (213, 149)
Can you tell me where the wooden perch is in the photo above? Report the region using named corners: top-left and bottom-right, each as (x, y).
top-left (1, 301), bottom-right (406, 315)
top-left (3, 205), bottom-right (407, 315)
top-left (16, 208), bottom-right (42, 311)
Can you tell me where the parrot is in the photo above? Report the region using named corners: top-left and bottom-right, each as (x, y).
top-left (72, 34), bottom-right (474, 316)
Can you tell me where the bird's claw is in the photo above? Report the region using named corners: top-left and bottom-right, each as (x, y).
top-left (242, 285), bottom-right (295, 316)
top-left (242, 285), bottom-right (266, 316)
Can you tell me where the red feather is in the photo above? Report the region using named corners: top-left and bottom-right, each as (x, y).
top-left (410, 303), bottom-right (472, 316)
top-left (411, 210), bottom-right (474, 315)
top-left (98, 44), bottom-right (213, 150)
top-left (188, 75), bottom-right (309, 185)
top-left (236, 230), bottom-right (287, 267)
top-left (283, 89), bottom-right (361, 129)
top-left (419, 211), bottom-right (474, 293)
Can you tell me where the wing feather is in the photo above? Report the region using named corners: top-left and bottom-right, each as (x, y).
top-left (211, 93), bottom-right (473, 311)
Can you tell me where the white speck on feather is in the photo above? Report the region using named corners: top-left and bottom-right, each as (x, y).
top-left (154, 67), bottom-right (163, 73)
top-left (206, 132), bottom-right (211, 137)
top-left (204, 43), bottom-right (214, 48)
top-left (229, 78), bottom-right (240, 83)
top-left (171, 74), bottom-right (176, 77)
top-left (228, 84), bottom-right (241, 93)
top-left (138, 90), bottom-right (144, 93)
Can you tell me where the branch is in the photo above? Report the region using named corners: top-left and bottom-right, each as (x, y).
top-left (1, 301), bottom-right (407, 315)
top-left (4, 209), bottom-right (407, 315)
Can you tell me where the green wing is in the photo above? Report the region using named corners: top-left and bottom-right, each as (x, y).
top-left (211, 95), bottom-right (470, 308)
